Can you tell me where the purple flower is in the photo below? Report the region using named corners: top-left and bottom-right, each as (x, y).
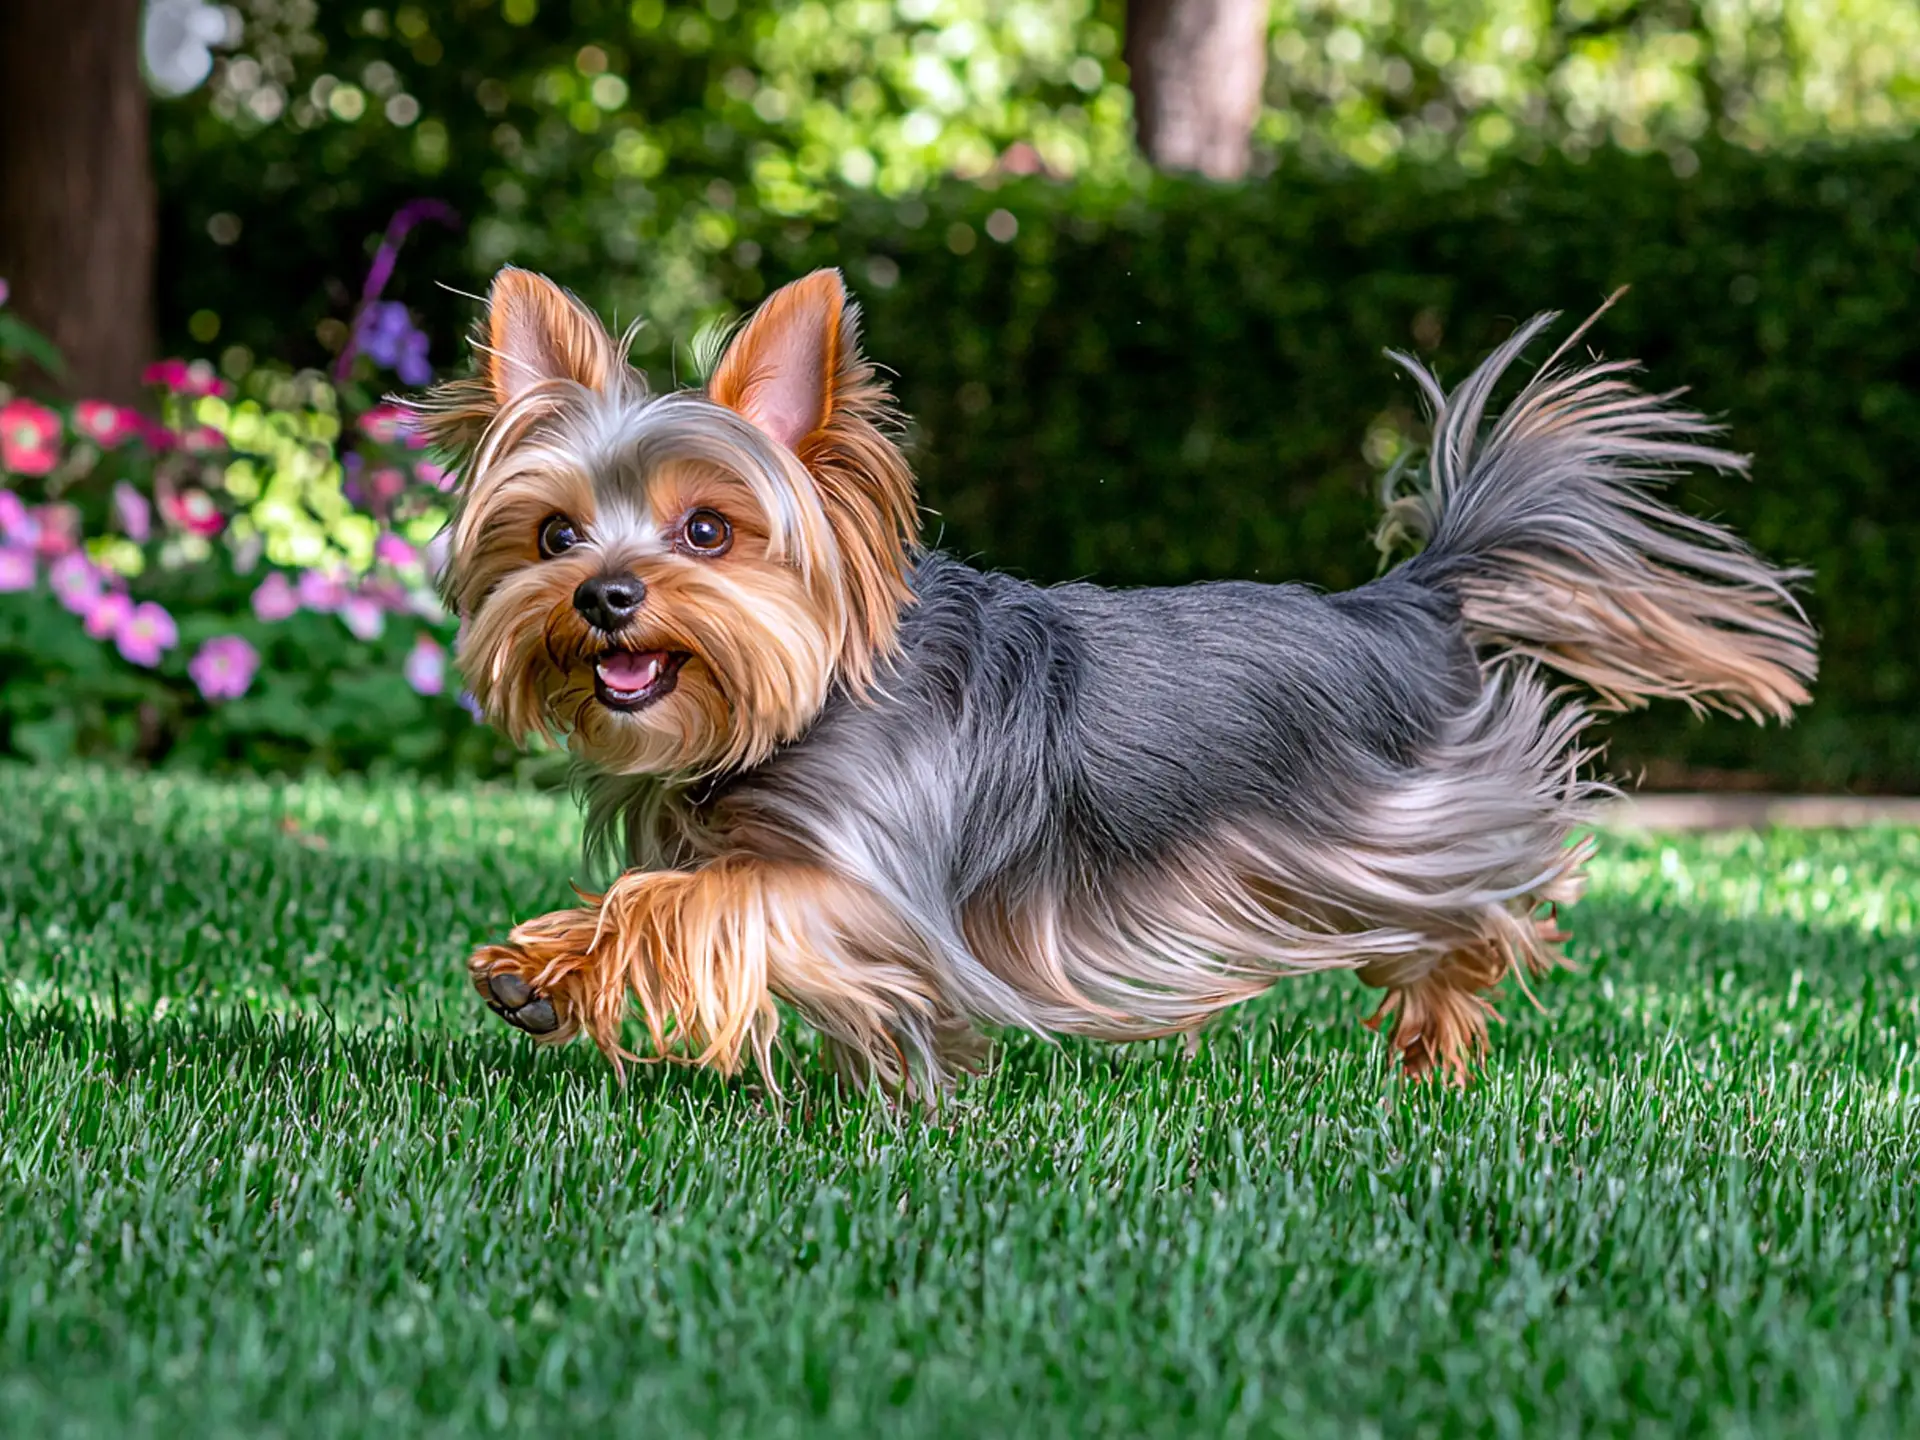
top-left (424, 530), bottom-right (450, 579)
top-left (340, 593), bottom-right (385, 641)
top-left (113, 481), bottom-right (153, 542)
top-left (0, 545), bottom-right (34, 592)
top-left (296, 567), bottom-right (347, 613)
top-left (251, 571), bottom-right (300, 622)
top-left (0, 490), bottom-right (38, 546)
top-left (83, 590), bottom-right (133, 640)
top-left (404, 634), bottom-right (446, 695)
top-left (187, 634), bottom-right (260, 701)
top-left (49, 553), bottom-right (102, 614)
top-left (354, 301), bottom-right (434, 387)
top-left (115, 601), bottom-right (178, 667)
top-left (0, 278), bottom-right (9, 308)
top-left (374, 531), bottom-right (418, 569)
top-left (457, 690), bottom-right (484, 723)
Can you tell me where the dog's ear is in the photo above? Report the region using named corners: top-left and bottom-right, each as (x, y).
top-left (706, 268), bottom-right (920, 693)
top-left (706, 269), bottom-right (849, 454)
top-left (480, 267), bottom-right (616, 407)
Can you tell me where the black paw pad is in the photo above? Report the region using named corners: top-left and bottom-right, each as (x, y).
top-left (486, 973), bottom-right (559, 1035)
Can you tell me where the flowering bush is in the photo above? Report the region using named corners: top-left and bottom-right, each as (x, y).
top-left (0, 290), bottom-right (522, 778)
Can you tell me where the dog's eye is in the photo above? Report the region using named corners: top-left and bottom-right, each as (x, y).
top-left (680, 508), bottom-right (731, 556)
top-left (537, 514), bottom-right (580, 558)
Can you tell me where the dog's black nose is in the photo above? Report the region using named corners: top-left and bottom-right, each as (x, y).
top-left (573, 575), bottom-right (646, 632)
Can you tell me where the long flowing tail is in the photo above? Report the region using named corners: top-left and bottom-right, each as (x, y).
top-left (1381, 305), bottom-right (1817, 722)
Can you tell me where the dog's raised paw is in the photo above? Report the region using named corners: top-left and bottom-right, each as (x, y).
top-left (486, 973), bottom-right (559, 1035)
top-left (471, 947), bottom-right (566, 1037)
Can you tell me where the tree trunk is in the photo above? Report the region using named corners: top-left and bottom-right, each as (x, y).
top-left (1124, 0), bottom-right (1271, 181)
top-left (0, 0), bottom-right (156, 402)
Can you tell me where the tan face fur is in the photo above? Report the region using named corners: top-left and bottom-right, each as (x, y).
top-left (418, 267), bottom-right (918, 776)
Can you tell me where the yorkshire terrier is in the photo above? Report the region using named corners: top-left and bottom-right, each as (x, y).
top-left (419, 266), bottom-right (1816, 1094)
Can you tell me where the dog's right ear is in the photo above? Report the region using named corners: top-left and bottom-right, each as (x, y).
top-left (479, 267), bottom-right (616, 407)
top-left (412, 267), bottom-right (616, 459)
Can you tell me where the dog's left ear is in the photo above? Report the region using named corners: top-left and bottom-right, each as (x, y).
top-left (706, 268), bottom-right (920, 690)
top-left (706, 269), bottom-right (850, 455)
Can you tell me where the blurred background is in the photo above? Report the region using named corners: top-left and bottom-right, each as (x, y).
top-left (0, 0), bottom-right (1915, 790)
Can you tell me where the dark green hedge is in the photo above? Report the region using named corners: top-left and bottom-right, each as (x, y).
top-left (740, 143), bottom-right (1919, 792)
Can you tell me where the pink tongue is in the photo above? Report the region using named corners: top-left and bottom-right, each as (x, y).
top-left (598, 650), bottom-right (663, 689)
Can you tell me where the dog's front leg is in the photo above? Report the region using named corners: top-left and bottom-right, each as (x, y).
top-left (469, 858), bottom-right (951, 1087)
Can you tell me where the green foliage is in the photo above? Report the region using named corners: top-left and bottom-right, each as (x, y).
top-left (743, 140), bottom-right (1916, 792)
top-left (1, 765), bottom-right (1916, 1434)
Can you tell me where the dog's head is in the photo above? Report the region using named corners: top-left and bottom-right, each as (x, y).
top-left (418, 267), bottom-right (916, 776)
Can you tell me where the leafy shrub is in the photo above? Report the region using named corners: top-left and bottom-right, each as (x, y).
top-left (743, 141), bottom-right (1919, 791)
top-left (0, 303), bottom-right (518, 778)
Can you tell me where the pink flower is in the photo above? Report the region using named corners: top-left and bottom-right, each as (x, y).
top-left (251, 571), bottom-right (299, 622)
top-left (142, 359), bottom-right (227, 398)
top-left (49, 552), bottom-right (102, 613)
top-left (84, 589), bottom-right (133, 640)
top-left (136, 418), bottom-right (180, 453)
top-left (403, 634), bottom-right (446, 695)
top-left (113, 482), bottom-right (152, 542)
top-left (31, 503), bottom-right (78, 558)
top-left (424, 530), bottom-right (450, 579)
top-left (187, 634), bottom-right (260, 700)
top-left (162, 487), bottom-right (225, 537)
top-left (0, 490), bottom-right (36, 546)
top-left (369, 467), bottom-right (406, 504)
top-left (143, 359), bottom-right (192, 392)
top-left (296, 567), bottom-right (347, 613)
top-left (1, 398), bottom-right (60, 476)
top-left (415, 460), bottom-right (454, 491)
top-left (181, 424), bottom-right (225, 454)
top-left (0, 545), bottom-right (34, 592)
top-left (358, 576), bottom-right (410, 612)
top-left (339, 593), bottom-right (385, 641)
top-left (0, 279), bottom-right (9, 308)
top-left (74, 400), bottom-right (140, 448)
top-left (357, 405), bottom-right (424, 447)
top-left (374, 531), bottom-right (418, 569)
top-left (115, 600), bottom-right (178, 666)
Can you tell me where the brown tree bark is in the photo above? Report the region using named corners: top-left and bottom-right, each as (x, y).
top-left (0, 0), bottom-right (157, 402)
top-left (1124, 0), bottom-right (1271, 181)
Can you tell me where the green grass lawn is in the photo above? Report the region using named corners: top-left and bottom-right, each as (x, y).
top-left (1, 765), bottom-right (1915, 1438)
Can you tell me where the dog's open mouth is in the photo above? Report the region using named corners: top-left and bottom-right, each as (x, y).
top-left (593, 649), bottom-right (687, 711)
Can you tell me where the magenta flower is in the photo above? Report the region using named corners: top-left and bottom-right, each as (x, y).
top-left (84, 589), bottom-right (132, 640)
top-left (374, 531), bottom-right (418, 569)
top-left (142, 359), bottom-right (227, 398)
top-left (0, 490), bottom-right (36, 546)
top-left (74, 400), bottom-right (140, 448)
top-left (49, 552), bottom-right (102, 614)
top-left (143, 359), bottom-right (192, 392)
top-left (136, 418), bottom-right (181, 453)
top-left (31, 503), bottom-right (78, 558)
top-left (115, 600), bottom-right (178, 666)
top-left (181, 425), bottom-right (225, 455)
top-left (297, 567), bottom-right (347, 612)
top-left (187, 634), bottom-right (260, 700)
top-left (252, 571), bottom-right (300, 622)
top-left (1, 398), bottom-right (61, 477)
top-left (162, 487), bottom-right (225, 537)
top-left (415, 460), bottom-right (454, 491)
top-left (0, 545), bottom-right (34, 592)
top-left (403, 634), bottom-right (446, 695)
top-left (0, 278), bottom-right (9, 308)
top-left (357, 404), bottom-right (423, 447)
top-left (339, 593), bottom-right (385, 641)
top-left (113, 482), bottom-right (153, 542)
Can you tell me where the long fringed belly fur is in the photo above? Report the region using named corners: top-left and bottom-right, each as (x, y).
top-left (473, 668), bottom-right (1603, 1091)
